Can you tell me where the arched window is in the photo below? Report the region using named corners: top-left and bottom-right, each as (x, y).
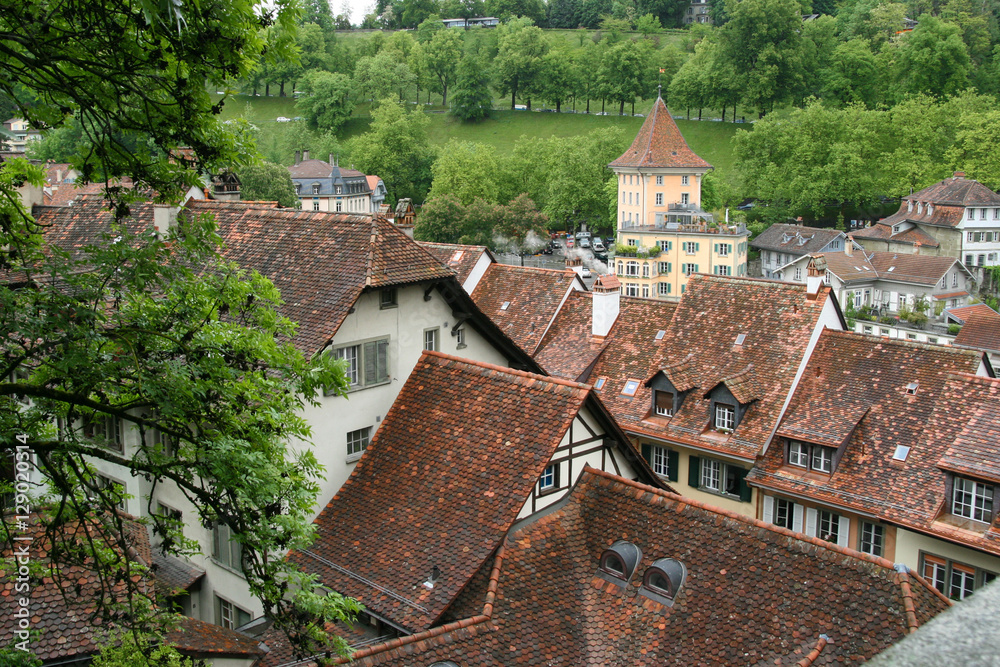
top-left (597, 540), bottom-right (642, 586)
top-left (639, 558), bottom-right (687, 606)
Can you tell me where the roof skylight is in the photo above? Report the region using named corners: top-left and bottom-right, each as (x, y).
top-left (655, 330), bottom-right (666, 340)
top-left (892, 445), bottom-right (911, 462)
top-left (735, 333), bottom-right (747, 346)
top-left (905, 381), bottom-right (918, 395)
top-left (500, 301), bottom-right (511, 311)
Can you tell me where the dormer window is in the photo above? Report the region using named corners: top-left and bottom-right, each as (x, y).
top-left (639, 558), bottom-right (687, 607)
top-left (654, 391), bottom-right (673, 416)
top-left (917, 202), bottom-right (923, 215)
top-left (714, 403), bottom-right (735, 430)
top-left (952, 476), bottom-right (995, 523)
top-left (905, 381), bottom-right (918, 395)
top-left (787, 440), bottom-right (835, 473)
top-left (312, 183), bottom-right (321, 194)
top-left (907, 200), bottom-right (913, 213)
top-left (597, 540), bottom-right (642, 586)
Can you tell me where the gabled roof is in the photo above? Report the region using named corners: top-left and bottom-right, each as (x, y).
top-left (905, 174), bottom-right (1000, 207)
top-left (751, 331), bottom-right (992, 548)
top-left (944, 302), bottom-right (999, 325)
top-left (288, 352), bottom-right (598, 633)
top-left (532, 290), bottom-right (612, 381)
top-left (750, 223), bottom-right (844, 254)
top-left (802, 251), bottom-right (878, 282)
top-left (32, 197), bottom-right (458, 356)
top-left (330, 468), bottom-right (949, 666)
top-left (610, 275), bottom-right (835, 460)
top-left (608, 97), bottom-right (711, 170)
top-left (853, 220), bottom-right (943, 246)
top-left (791, 250), bottom-right (961, 286)
top-left (954, 309), bottom-right (1000, 353)
top-left (470, 264), bottom-right (581, 355)
top-left (417, 241), bottom-right (495, 286)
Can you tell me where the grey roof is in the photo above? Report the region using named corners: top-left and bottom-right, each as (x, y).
top-left (867, 578), bottom-right (1000, 667)
top-left (289, 160), bottom-right (371, 197)
top-left (750, 224), bottom-right (845, 255)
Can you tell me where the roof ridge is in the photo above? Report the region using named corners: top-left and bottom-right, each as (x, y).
top-left (421, 350), bottom-right (591, 392)
top-left (579, 466), bottom-right (901, 572)
top-left (826, 329), bottom-right (983, 357)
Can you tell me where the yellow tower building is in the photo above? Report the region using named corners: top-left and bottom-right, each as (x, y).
top-left (608, 95), bottom-right (748, 300)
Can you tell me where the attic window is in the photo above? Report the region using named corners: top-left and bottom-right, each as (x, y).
top-left (905, 381), bottom-right (918, 395)
top-left (655, 330), bottom-right (666, 341)
top-left (594, 377), bottom-right (607, 390)
top-left (887, 266), bottom-right (896, 272)
top-left (597, 540), bottom-right (642, 586)
top-left (734, 333), bottom-right (747, 346)
top-left (622, 379), bottom-right (640, 396)
top-left (892, 445), bottom-right (911, 462)
top-left (639, 558), bottom-right (687, 607)
top-left (450, 250), bottom-right (464, 263)
top-left (500, 301), bottom-right (511, 311)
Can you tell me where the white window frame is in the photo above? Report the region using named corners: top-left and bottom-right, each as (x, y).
top-left (347, 426), bottom-right (372, 461)
top-left (655, 192), bottom-right (663, 206)
top-left (625, 261), bottom-right (640, 276)
top-left (952, 476), bottom-right (994, 523)
top-left (423, 328), bottom-right (439, 352)
top-left (859, 521), bottom-right (884, 556)
top-left (681, 193), bottom-right (689, 205)
top-left (651, 446), bottom-right (671, 477)
top-left (684, 241), bottom-right (697, 255)
top-left (714, 404), bottom-right (735, 430)
top-left (332, 338), bottom-right (390, 391)
top-left (213, 523), bottom-right (244, 573)
top-left (216, 596), bottom-right (252, 630)
top-left (539, 464), bottom-right (557, 492)
top-left (655, 175), bottom-right (663, 185)
top-left (681, 175), bottom-right (689, 186)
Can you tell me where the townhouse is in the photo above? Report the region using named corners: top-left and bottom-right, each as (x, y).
top-left (751, 222), bottom-right (858, 279)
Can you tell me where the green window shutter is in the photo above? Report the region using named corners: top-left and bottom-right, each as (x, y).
top-left (681, 264), bottom-right (687, 275)
top-left (736, 467), bottom-right (752, 502)
top-left (641, 443), bottom-right (652, 463)
top-left (668, 450), bottom-right (679, 482)
top-left (714, 243), bottom-right (719, 253)
top-left (667, 283), bottom-right (671, 293)
top-left (668, 262), bottom-right (672, 273)
top-left (695, 264), bottom-right (699, 273)
top-left (668, 241), bottom-right (673, 251)
top-left (695, 242), bottom-right (700, 252)
top-left (688, 455), bottom-right (701, 488)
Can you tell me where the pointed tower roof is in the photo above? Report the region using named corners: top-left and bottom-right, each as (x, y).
top-left (609, 97), bottom-right (712, 170)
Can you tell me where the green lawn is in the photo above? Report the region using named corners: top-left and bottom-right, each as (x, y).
top-left (214, 92), bottom-right (747, 177)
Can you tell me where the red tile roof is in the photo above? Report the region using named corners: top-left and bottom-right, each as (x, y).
top-left (605, 275), bottom-right (836, 461)
top-left (751, 223), bottom-right (845, 254)
top-left (608, 97), bottom-right (712, 170)
top-left (329, 468), bottom-right (949, 666)
top-left (935, 375), bottom-right (1000, 484)
top-left (905, 175), bottom-right (1000, 207)
top-left (534, 290), bottom-right (615, 380)
top-left (954, 309), bottom-right (1000, 353)
top-left (32, 197), bottom-right (458, 356)
top-left (750, 330), bottom-right (991, 549)
top-left (417, 241), bottom-right (495, 286)
top-left (944, 303), bottom-right (999, 324)
top-left (166, 616), bottom-right (264, 658)
top-left (288, 351), bottom-right (596, 633)
top-left (470, 264), bottom-right (580, 355)
top-left (866, 252), bottom-right (959, 285)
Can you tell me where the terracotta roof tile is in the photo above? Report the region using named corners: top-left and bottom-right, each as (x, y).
top-left (751, 330), bottom-right (990, 549)
top-left (935, 375), bottom-right (1000, 484)
top-left (609, 97), bottom-right (711, 170)
top-left (945, 303), bottom-right (999, 324)
top-left (165, 616), bottom-right (264, 657)
top-left (153, 552), bottom-right (205, 594)
top-left (598, 276), bottom-right (833, 460)
top-left (866, 252), bottom-right (958, 285)
top-left (954, 309), bottom-right (1000, 352)
top-left (417, 242), bottom-right (494, 286)
top-left (288, 352), bottom-right (593, 633)
top-left (32, 197), bottom-right (456, 356)
top-left (904, 175), bottom-right (1000, 207)
top-left (470, 264), bottom-right (580, 355)
top-left (335, 468), bottom-right (948, 666)
top-left (533, 290), bottom-right (614, 380)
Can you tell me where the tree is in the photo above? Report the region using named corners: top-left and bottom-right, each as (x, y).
top-left (347, 99), bottom-right (436, 204)
top-left (823, 39), bottom-right (881, 108)
top-left (495, 193), bottom-right (549, 250)
top-left (295, 70), bottom-right (355, 131)
top-left (540, 45), bottom-right (582, 112)
top-left (542, 128), bottom-right (629, 231)
top-left (428, 140), bottom-right (504, 203)
top-left (892, 15), bottom-right (972, 100)
top-left (414, 194), bottom-right (469, 242)
top-left (599, 40), bottom-right (645, 115)
top-left (451, 53), bottom-right (494, 120)
top-left (718, 0), bottom-right (805, 116)
top-left (0, 0), bottom-right (360, 655)
top-left (354, 51), bottom-right (416, 104)
top-left (239, 162), bottom-right (301, 207)
top-left (425, 29), bottom-right (464, 106)
top-left (634, 12), bottom-right (662, 35)
top-left (493, 18), bottom-right (549, 109)
top-left (302, 0), bottom-right (336, 30)
top-left (402, 0), bottom-right (443, 27)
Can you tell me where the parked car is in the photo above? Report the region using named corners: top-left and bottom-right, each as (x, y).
top-left (581, 266), bottom-right (592, 278)
top-left (605, 237), bottom-right (616, 247)
top-left (276, 116), bottom-right (291, 122)
top-left (593, 240), bottom-right (606, 252)
top-left (580, 238), bottom-right (591, 249)
top-left (566, 238), bottom-right (575, 248)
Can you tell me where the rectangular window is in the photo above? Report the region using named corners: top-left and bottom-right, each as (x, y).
top-left (642, 284), bottom-right (649, 298)
top-left (717, 244), bottom-right (730, 257)
top-left (683, 263), bottom-right (697, 275)
top-left (651, 446), bottom-right (671, 477)
top-left (794, 267), bottom-right (802, 281)
top-left (715, 404), bottom-right (735, 430)
top-left (333, 338), bottom-right (389, 391)
top-left (714, 265), bottom-right (731, 276)
top-left (953, 272), bottom-right (959, 287)
top-left (982, 208), bottom-right (989, 220)
top-left (684, 241), bottom-right (697, 254)
top-left (456, 327), bottom-right (466, 348)
top-left (347, 426), bottom-right (372, 460)
top-left (312, 184), bottom-right (321, 194)
top-left (625, 261), bottom-right (639, 276)
top-left (952, 476), bottom-right (994, 522)
top-left (859, 522), bottom-right (885, 557)
top-left (423, 328), bottom-right (439, 352)
top-left (774, 498), bottom-right (795, 529)
top-left (216, 596), bottom-right (252, 630)
top-left (657, 262), bottom-right (670, 274)
top-left (212, 523), bottom-right (243, 572)
top-left (380, 288), bottom-right (398, 309)
top-left (335, 201), bottom-right (342, 212)
top-left (655, 193), bottom-right (663, 206)
top-left (923, 555), bottom-right (947, 593)
top-left (539, 464), bottom-right (558, 492)
top-left (681, 193), bottom-right (689, 205)
top-left (655, 391), bottom-right (673, 417)
top-left (312, 200), bottom-right (320, 211)
top-left (681, 175), bottom-right (690, 186)
top-left (951, 564), bottom-right (976, 600)
top-left (786, 440), bottom-right (836, 473)
top-left (810, 446), bottom-right (833, 473)
top-left (87, 416), bottom-right (123, 452)
top-left (656, 175), bottom-right (663, 185)
top-left (97, 475), bottom-right (126, 511)
top-left (642, 263), bottom-right (650, 278)
top-left (658, 282), bottom-right (670, 296)
top-left (818, 510), bottom-right (840, 543)
top-left (624, 284), bottom-right (640, 297)
top-left (788, 441), bottom-right (808, 467)
top-left (701, 458), bottom-right (721, 491)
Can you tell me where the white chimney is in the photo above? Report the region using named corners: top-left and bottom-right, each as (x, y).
top-left (845, 235), bottom-right (854, 257)
top-left (806, 256), bottom-right (827, 300)
top-left (302, 149), bottom-right (310, 161)
top-left (565, 255), bottom-right (584, 278)
top-left (592, 274), bottom-right (621, 337)
top-left (153, 204), bottom-right (179, 236)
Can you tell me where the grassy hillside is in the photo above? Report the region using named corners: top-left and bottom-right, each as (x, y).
top-left (216, 93), bottom-right (746, 177)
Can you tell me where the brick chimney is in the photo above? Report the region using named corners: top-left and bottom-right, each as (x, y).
top-left (592, 274), bottom-right (621, 337)
top-left (806, 256), bottom-right (827, 300)
top-left (566, 255), bottom-right (584, 278)
top-left (954, 171), bottom-right (965, 179)
top-left (294, 150), bottom-right (301, 165)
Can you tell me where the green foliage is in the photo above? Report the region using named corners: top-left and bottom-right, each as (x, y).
top-left (296, 71), bottom-right (355, 132)
top-left (426, 29), bottom-right (465, 106)
top-left (348, 99), bottom-right (436, 204)
top-left (450, 54), bottom-right (495, 121)
top-left (238, 162), bottom-right (300, 207)
top-left (493, 18), bottom-right (549, 108)
top-left (354, 51), bottom-right (416, 105)
top-left (949, 323), bottom-right (963, 334)
top-left (93, 633), bottom-right (196, 667)
top-left (429, 140), bottom-right (504, 203)
top-left (892, 15), bottom-right (972, 100)
top-left (635, 13), bottom-right (663, 35)
top-left (0, 644), bottom-right (41, 667)
top-left (415, 193), bottom-right (548, 250)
